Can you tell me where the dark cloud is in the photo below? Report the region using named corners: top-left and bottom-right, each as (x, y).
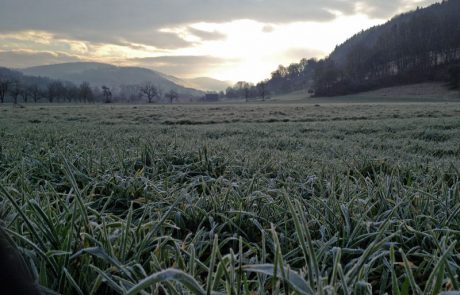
top-left (125, 55), bottom-right (239, 77)
top-left (0, 50), bottom-right (82, 69)
top-left (124, 31), bottom-right (193, 49)
top-left (52, 30), bottom-right (192, 50)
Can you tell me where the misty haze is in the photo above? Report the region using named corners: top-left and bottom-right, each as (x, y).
top-left (1, 1), bottom-right (460, 294)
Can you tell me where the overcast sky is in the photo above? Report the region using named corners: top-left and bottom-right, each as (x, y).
top-left (0, 0), bottom-right (438, 82)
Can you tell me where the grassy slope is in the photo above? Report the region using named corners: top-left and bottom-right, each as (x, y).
top-left (1, 102), bottom-right (460, 294)
top-left (271, 82), bottom-right (460, 103)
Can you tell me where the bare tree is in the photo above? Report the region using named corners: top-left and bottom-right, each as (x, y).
top-left (20, 85), bottom-right (30, 103)
top-left (165, 90), bottom-right (178, 104)
top-left (29, 84), bottom-right (42, 103)
top-left (79, 82), bottom-right (93, 103)
top-left (64, 84), bottom-right (79, 103)
top-left (140, 82), bottom-right (158, 103)
top-left (10, 80), bottom-right (21, 105)
top-left (257, 80), bottom-right (268, 101)
top-left (47, 83), bottom-right (55, 103)
top-left (0, 78), bottom-right (11, 103)
top-left (243, 83), bottom-right (250, 103)
top-left (102, 86), bottom-right (112, 103)
top-left (47, 81), bottom-right (64, 103)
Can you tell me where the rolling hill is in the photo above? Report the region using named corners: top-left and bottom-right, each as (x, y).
top-left (159, 75), bottom-right (231, 92)
top-left (21, 62), bottom-right (205, 97)
top-left (184, 77), bottom-right (232, 92)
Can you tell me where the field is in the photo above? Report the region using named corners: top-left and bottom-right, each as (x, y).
top-left (1, 101), bottom-right (460, 294)
top-left (269, 82), bottom-right (460, 103)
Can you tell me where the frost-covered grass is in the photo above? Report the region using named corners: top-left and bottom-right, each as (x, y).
top-left (1, 103), bottom-right (460, 294)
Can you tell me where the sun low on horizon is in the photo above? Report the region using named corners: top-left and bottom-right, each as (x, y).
top-left (0, 0), bottom-right (438, 83)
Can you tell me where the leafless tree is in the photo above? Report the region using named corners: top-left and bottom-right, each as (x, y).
top-left (257, 80), bottom-right (268, 101)
top-left (64, 84), bottom-right (79, 103)
top-left (47, 81), bottom-right (64, 103)
top-left (102, 86), bottom-right (112, 103)
top-left (20, 86), bottom-right (30, 103)
top-left (29, 84), bottom-right (42, 103)
top-left (165, 90), bottom-right (178, 104)
top-left (243, 84), bottom-right (250, 102)
top-left (0, 78), bottom-right (11, 103)
top-left (10, 80), bottom-right (21, 105)
top-left (140, 82), bottom-right (158, 103)
top-left (79, 82), bottom-right (93, 103)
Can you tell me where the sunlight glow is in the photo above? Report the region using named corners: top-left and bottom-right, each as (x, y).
top-left (166, 14), bottom-right (384, 81)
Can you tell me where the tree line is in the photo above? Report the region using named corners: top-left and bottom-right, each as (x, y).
top-left (224, 81), bottom-right (270, 101)
top-left (0, 68), bottom-right (181, 104)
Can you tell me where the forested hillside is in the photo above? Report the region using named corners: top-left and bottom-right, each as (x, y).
top-left (263, 0), bottom-right (460, 97)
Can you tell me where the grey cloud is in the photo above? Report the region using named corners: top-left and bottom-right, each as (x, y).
top-left (187, 28), bottom-right (226, 41)
top-left (0, 51), bottom-right (82, 69)
top-left (355, 0), bottom-right (439, 18)
top-left (355, 0), bottom-right (405, 18)
top-left (124, 31), bottom-right (193, 49)
top-left (53, 30), bottom-right (192, 50)
top-left (0, 1), bottom-right (441, 33)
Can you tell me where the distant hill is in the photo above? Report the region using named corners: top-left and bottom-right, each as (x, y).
top-left (159, 75), bottom-right (231, 92)
top-left (21, 62), bottom-right (204, 97)
top-left (264, 0), bottom-right (460, 97)
top-left (184, 77), bottom-right (232, 92)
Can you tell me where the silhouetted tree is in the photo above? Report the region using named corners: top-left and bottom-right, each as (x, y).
top-left (243, 83), bottom-right (251, 102)
top-left (140, 82), bottom-right (158, 103)
top-left (29, 84), bottom-right (42, 103)
top-left (0, 78), bottom-right (11, 103)
top-left (20, 85), bottom-right (30, 103)
top-left (79, 82), bottom-right (93, 103)
top-left (102, 86), bottom-right (112, 103)
top-left (47, 81), bottom-right (64, 103)
top-left (64, 84), bottom-right (79, 103)
top-left (10, 80), bottom-right (21, 105)
top-left (257, 80), bottom-right (268, 101)
top-left (165, 90), bottom-right (178, 104)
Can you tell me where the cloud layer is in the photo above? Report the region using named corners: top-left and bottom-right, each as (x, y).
top-left (0, 0), bottom-right (437, 48)
top-left (0, 0), bottom-right (440, 81)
